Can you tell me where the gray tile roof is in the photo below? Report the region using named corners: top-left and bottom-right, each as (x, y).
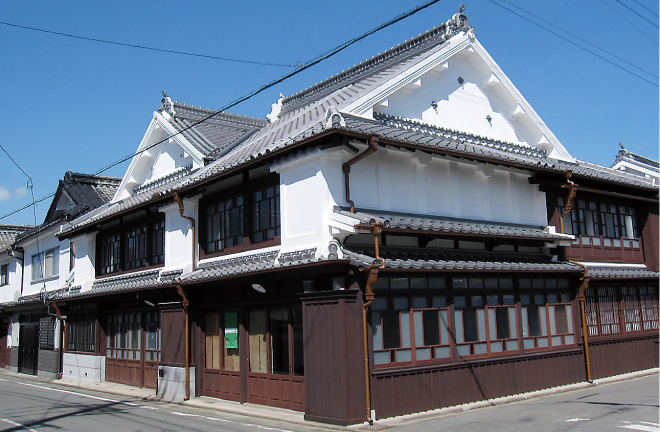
top-left (165, 102), bottom-right (267, 158)
top-left (17, 172), bottom-right (121, 242)
top-left (613, 149), bottom-right (659, 169)
top-left (56, 268), bottom-right (183, 300)
top-left (587, 267), bottom-right (659, 279)
top-left (179, 248), bottom-right (320, 284)
top-left (342, 247), bottom-right (581, 272)
top-left (338, 209), bottom-right (573, 242)
top-left (59, 178), bottom-right (185, 236)
top-left (0, 225), bottom-right (32, 251)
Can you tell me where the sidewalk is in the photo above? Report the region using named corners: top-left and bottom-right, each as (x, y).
top-left (2, 367), bottom-right (658, 430)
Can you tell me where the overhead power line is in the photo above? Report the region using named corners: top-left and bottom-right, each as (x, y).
top-left (616, 0), bottom-right (659, 27)
top-left (0, 21), bottom-right (299, 68)
top-left (630, 0), bottom-right (659, 18)
top-left (504, 1), bottom-right (657, 79)
top-left (489, 0), bottom-right (659, 87)
top-left (0, 0), bottom-right (443, 221)
top-left (599, 0), bottom-right (658, 45)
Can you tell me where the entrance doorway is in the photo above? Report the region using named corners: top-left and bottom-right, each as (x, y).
top-left (18, 323), bottom-right (38, 375)
top-left (247, 307), bottom-right (304, 410)
top-left (105, 311), bottom-right (161, 388)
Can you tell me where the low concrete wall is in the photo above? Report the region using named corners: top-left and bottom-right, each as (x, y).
top-left (158, 366), bottom-right (196, 402)
top-left (9, 347), bottom-right (18, 372)
top-left (37, 349), bottom-right (60, 379)
top-left (61, 353), bottom-right (105, 384)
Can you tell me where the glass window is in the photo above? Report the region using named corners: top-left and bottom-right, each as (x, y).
top-left (1, 264), bottom-right (7, 286)
top-left (253, 185), bottom-right (280, 243)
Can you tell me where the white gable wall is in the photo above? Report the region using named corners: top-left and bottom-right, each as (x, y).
top-left (343, 32), bottom-right (573, 162)
top-left (71, 233), bottom-right (96, 291)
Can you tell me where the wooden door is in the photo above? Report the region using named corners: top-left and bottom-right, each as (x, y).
top-left (18, 324), bottom-right (38, 375)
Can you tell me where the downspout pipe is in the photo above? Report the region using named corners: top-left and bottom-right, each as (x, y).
top-left (173, 192), bottom-right (196, 272)
top-left (559, 170), bottom-right (578, 235)
top-left (360, 222), bottom-right (385, 425)
top-left (343, 134), bottom-right (379, 213)
top-left (175, 280), bottom-right (191, 400)
top-left (52, 300), bottom-right (65, 379)
top-left (568, 260), bottom-right (593, 383)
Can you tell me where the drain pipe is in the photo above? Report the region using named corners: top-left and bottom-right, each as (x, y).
top-left (559, 170), bottom-right (578, 234)
top-left (53, 300), bottom-right (65, 379)
top-left (568, 260), bottom-right (593, 383)
top-left (360, 222), bottom-right (385, 425)
top-left (343, 134), bottom-right (379, 213)
top-left (175, 281), bottom-right (191, 400)
top-left (174, 192), bottom-right (196, 272)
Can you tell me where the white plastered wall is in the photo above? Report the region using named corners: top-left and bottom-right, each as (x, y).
top-left (72, 233), bottom-right (96, 291)
top-left (20, 225), bottom-right (71, 297)
top-left (333, 142), bottom-right (547, 226)
top-left (161, 197), bottom-right (198, 272)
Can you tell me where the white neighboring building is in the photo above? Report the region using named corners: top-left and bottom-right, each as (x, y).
top-left (611, 146), bottom-right (659, 185)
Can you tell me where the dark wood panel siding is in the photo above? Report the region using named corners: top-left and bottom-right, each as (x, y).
top-left (161, 308), bottom-right (185, 365)
top-left (641, 208), bottom-right (659, 272)
top-left (589, 335), bottom-right (659, 379)
top-left (302, 290), bottom-right (365, 426)
top-left (371, 350), bottom-right (584, 420)
top-left (106, 358), bottom-right (142, 387)
top-left (0, 327), bottom-right (8, 368)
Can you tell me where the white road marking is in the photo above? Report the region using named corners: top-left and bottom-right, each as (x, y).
top-left (14, 382), bottom-right (121, 403)
top-left (205, 417), bottom-right (229, 422)
top-left (171, 412), bottom-right (200, 417)
top-left (139, 406), bottom-right (158, 410)
top-left (0, 418), bottom-right (38, 432)
top-left (0, 378), bottom-right (6, 381)
top-left (619, 424), bottom-right (660, 432)
top-left (567, 418), bottom-right (590, 422)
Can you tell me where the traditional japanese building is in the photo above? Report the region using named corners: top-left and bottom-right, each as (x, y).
top-left (1, 8), bottom-right (657, 426)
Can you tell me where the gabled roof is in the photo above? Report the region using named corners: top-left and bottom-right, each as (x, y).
top-left (613, 148), bottom-right (659, 169)
top-left (44, 171), bottom-right (121, 224)
top-left (0, 224), bottom-right (32, 251)
top-left (164, 102), bottom-right (267, 159)
top-left (17, 172), bottom-right (120, 243)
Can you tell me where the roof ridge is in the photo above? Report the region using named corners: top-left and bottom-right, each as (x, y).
top-left (614, 149), bottom-right (659, 168)
top-left (63, 171), bottom-right (122, 185)
top-left (170, 101), bottom-right (268, 126)
top-left (280, 12), bottom-right (472, 112)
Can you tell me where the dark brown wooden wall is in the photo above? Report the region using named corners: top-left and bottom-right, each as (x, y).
top-left (371, 350), bottom-right (585, 420)
top-left (641, 207), bottom-right (659, 271)
top-left (589, 335), bottom-right (659, 379)
top-left (0, 326), bottom-right (8, 368)
top-left (161, 308), bottom-right (185, 365)
top-left (302, 290), bottom-right (366, 426)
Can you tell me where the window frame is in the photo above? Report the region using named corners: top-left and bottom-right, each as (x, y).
top-left (0, 263), bottom-right (7, 286)
top-left (586, 284), bottom-right (659, 338)
top-left (96, 213), bottom-right (166, 277)
top-left (199, 175), bottom-right (281, 259)
top-left (31, 247), bottom-right (60, 282)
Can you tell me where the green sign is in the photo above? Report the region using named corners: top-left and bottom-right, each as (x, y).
top-left (224, 312), bottom-right (238, 349)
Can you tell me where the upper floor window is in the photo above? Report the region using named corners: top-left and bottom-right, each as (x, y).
top-left (558, 197), bottom-right (638, 240)
top-left (97, 215), bottom-right (165, 276)
top-left (0, 264), bottom-right (7, 286)
top-left (586, 285), bottom-right (658, 337)
top-left (201, 180), bottom-right (280, 257)
top-left (32, 247), bottom-right (59, 282)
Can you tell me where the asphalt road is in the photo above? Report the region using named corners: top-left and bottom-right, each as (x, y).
top-left (386, 374), bottom-right (659, 432)
top-left (0, 376), bottom-right (331, 432)
top-left (0, 373), bottom-right (657, 431)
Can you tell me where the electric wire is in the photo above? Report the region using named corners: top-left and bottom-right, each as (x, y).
top-left (630, 0), bottom-right (658, 18)
top-left (599, 0), bottom-right (658, 45)
top-left (0, 0), bottom-right (443, 222)
top-left (616, 0), bottom-right (659, 27)
top-left (0, 143), bottom-right (43, 285)
top-left (0, 21), bottom-right (298, 68)
top-left (503, 1), bottom-right (657, 79)
top-left (489, 0), bottom-right (658, 87)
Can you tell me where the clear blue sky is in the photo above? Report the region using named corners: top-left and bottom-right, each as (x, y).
top-left (1, 0), bottom-right (658, 226)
